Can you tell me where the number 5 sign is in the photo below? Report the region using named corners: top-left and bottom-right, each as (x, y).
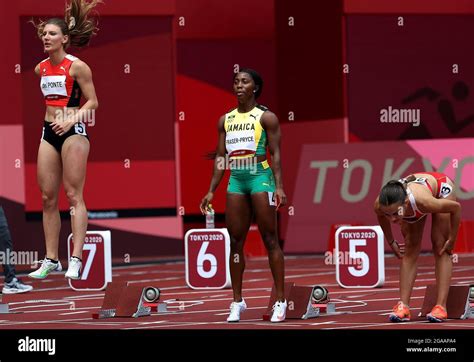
top-left (185, 229), bottom-right (231, 289)
top-left (67, 231), bottom-right (112, 291)
top-left (335, 226), bottom-right (385, 288)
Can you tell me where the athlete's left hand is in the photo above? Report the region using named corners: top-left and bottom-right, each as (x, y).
top-left (51, 119), bottom-right (75, 136)
top-left (275, 188), bottom-right (287, 210)
top-left (439, 238), bottom-right (455, 256)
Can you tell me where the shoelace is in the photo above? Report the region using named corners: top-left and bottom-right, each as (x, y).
top-left (6, 278), bottom-right (18, 287)
top-left (272, 302), bottom-right (283, 312)
top-left (32, 259), bottom-right (57, 271)
top-left (7, 280), bottom-right (24, 288)
top-left (395, 302), bottom-right (407, 311)
top-left (32, 260), bottom-right (49, 269)
top-left (229, 301), bottom-right (244, 312)
top-left (431, 305), bottom-right (446, 315)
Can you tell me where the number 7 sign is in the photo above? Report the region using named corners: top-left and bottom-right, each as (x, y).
top-left (67, 231), bottom-right (112, 291)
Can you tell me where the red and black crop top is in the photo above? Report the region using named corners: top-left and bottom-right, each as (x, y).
top-left (39, 54), bottom-right (82, 107)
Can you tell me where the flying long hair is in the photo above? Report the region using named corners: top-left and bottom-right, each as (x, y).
top-left (31, 0), bottom-right (102, 48)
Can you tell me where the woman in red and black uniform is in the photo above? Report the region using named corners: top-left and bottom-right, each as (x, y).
top-left (29, 0), bottom-right (100, 280)
top-left (374, 172), bottom-right (461, 322)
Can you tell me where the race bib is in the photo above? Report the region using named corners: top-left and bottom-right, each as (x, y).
top-left (41, 75), bottom-right (67, 97)
top-left (414, 177), bottom-right (427, 184)
top-left (225, 129), bottom-right (256, 157)
top-left (439, 182), bottom-right (453, 198)
top-left (74, 122), bottom-right (87, 136)
top-left (268, 192), bottom-right (276, 206)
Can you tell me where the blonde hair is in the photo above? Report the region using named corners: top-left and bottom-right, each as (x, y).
top-left (31, 0), bottom-right (102, 48)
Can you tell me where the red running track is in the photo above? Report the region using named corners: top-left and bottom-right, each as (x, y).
top-left (1, 254), bottom-right (473, 330)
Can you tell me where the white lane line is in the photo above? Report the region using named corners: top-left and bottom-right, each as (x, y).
top-left (309, 321), bottom-right (337, 326)
top-left (134, 321), bottom-right (170, 326)
top-left (0, 317), bottom-right (94, 326)
top-left (8, 305), bottom-right (100, 315)
top-left (58, 311), bottom-right (90, 316)
top-left (123, 319), bottom-right (304, 330)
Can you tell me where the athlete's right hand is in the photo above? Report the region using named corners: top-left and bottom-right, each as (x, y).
top-left (389, 239), bottom-right (405, 259)
top-left (200, 192), bottom-right (214, 215)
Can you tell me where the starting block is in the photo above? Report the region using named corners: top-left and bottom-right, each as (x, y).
top-left (418, 285), bottom-right (474, 319)
top-left (262, 282), bottom-right (336, 320)
top-left (93, 282), bottom-right (167, 319)
top-left (310, 285), bottom-right (337, 314)
top-left (0, 293), bottom-right (8, 314)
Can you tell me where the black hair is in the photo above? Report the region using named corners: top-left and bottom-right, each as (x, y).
top-left (234, 68), bottom-right (263, 99)
top-left (379, 175), bottom-right (416, 206)
top-left (379, 181), bottom-right (406, 206)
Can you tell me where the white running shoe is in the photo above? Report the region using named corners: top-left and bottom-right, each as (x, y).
top-left (227, 299), bottom-right (247, 322)
top-left (65, 257), bottom-right (82, 280)
top-left (28, 259), bottom-right (62, 279)
top-left (271, 300), bottom-right (287, 323)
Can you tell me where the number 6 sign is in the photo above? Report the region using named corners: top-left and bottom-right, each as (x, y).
top-left (335, 226), bottom-right (384, 288)
top-left (185, 228), bottom-right (231, 289)
top-left (67, 230), bottom-right (112, 291)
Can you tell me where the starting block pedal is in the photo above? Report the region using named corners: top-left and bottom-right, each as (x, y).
top-left (263, 283), bottom-right (334, 320)
top-left (312, 302), bottom-right (337, 314)
top-left (310, 285), bottom-right (338, 315)
top-left (93, 282), bottom-right (165, 319)
top-left (142, 286), bottom-right (167, 312)
top-left (470, 286), bottom-right (474, 319)
top-left (0, 293), bottom-right (9, 314)
top-left (418, 284), bottom-right (474, 319)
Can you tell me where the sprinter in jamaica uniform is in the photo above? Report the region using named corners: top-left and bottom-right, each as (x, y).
top-left (200, 69), bottom-right (287, 323)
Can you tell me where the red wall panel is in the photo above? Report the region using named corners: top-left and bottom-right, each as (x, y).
top-left (175, 0), bottom-right (274, 39)
top-left (275, 0), bottom-right (344, 122)
top-left (344, 0), bottom-right (474, 14)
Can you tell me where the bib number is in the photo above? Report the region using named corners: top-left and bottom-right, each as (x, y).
top-left (439, 182), bottom-right (453, 198)
top-left (74, 122), bottom-right (87, 136)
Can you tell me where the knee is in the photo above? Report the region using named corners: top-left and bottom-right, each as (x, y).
top-left (65, 188), bottom-right (82, 207)
top-left (431, 239), bottom-right (446, 256)
top-left (403, 242), bottom-right (420, 261)
top-left (230, 236), bottom-right (245, 251)
top-left (41, 192), bottom-right (57, 210)
top-left (261, 233), bottom-right (280, 253)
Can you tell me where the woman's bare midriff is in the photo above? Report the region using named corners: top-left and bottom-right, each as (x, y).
top-left (44, 105), bottom-right (79, 123)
